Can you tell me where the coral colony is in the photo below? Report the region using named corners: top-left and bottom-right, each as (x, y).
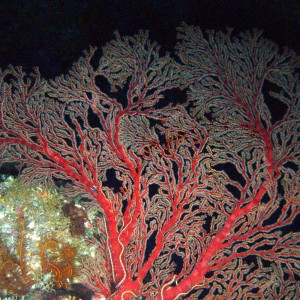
top-left (0, 25), bottom-right (299, 299)
top-left (0, 177), bottom-right (98, 298)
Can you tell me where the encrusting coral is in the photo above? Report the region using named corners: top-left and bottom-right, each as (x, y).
top-left (0, 176), bottom-right (97, 298)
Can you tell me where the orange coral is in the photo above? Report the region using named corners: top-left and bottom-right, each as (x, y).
top-left (0, 217), bottom-right (77, 296)
top-left (0, 217), bottom-right (34, 295)
top-left (39, 240), bottom-right (76, 288)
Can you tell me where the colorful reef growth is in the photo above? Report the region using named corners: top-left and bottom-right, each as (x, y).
top-left (0, 25), bottom-right (299, 299)
top-left (0, 177), bottom-right (98, 298)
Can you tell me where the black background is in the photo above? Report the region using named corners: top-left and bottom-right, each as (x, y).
top-left (0, 0), bottom-right (299, 78)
